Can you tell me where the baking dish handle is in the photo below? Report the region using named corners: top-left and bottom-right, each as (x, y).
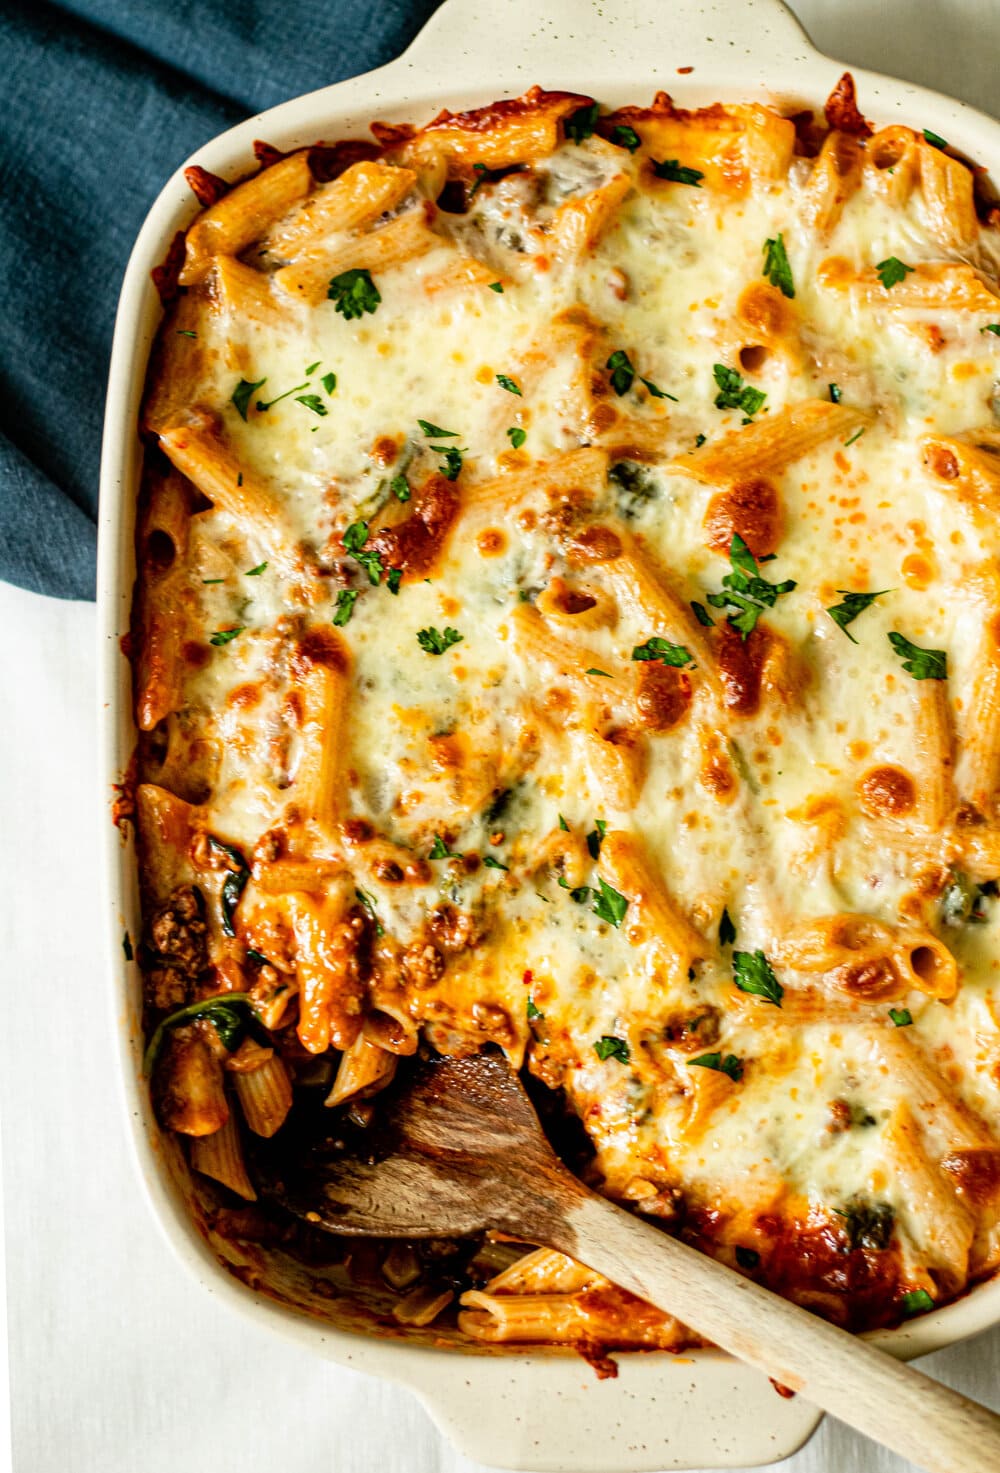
top-left (401, 0), bottom-right (815, 84)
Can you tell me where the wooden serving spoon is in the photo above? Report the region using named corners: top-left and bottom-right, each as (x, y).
top-left (261, 1050), bottom-right (1000, 1473)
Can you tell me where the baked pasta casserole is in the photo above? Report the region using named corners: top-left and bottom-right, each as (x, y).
top-left (127, 73), bottom-right (1000, 1355)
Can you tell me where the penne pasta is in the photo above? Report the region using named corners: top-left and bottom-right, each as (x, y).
top-left (181, 151), bottom-right (313, 283)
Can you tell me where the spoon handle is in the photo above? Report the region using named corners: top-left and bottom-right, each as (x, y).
top-left (553, 1189), bottom-right (1000, 1473)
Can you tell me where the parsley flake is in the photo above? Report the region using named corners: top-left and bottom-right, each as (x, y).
top-left (565, 102), bottom-right (600, 144)
top-left (327, 267), bottom-right (381, 319)
top-left (418, 419), bottom-right (459, 439)
top-left (719, 907), bottom-right (736, 946)
top-left (607, 348), bottom-right (677, 401)
top-left (232, 377), bottom-right (266, 421)
top-left (733, 949), bottom-right (783, 1006)
top-left (210, 627), bottom-right (244, 646)
top-left (825, 589), bottom-right (889, 643)
top-left (611, 123), bottom-right (641, 152)
top-left (176, 329), bottom-right (198, 338)
top-left (333, 589), bottom-right (358, 626)
top-left (982, 324), bottom-right (1000, 336)
top-left (632, 636), bottom-right (694, 669)
top-left (585, 667), bottom-right (613, 678)
top-left (558, 814), bottom-right (570, 831)
top-left (429, 834), bottom-right (462, 860)
top-left (829, 383), bottom-right (842, 403)
top-left (876, 256), bottom-right (914, 290)
top-left (887, 631), bottom-right (947, 681)
top-left (245, 562), bottom-right (267, 577)
top-left (391, 474), bottom-right (411, 502)
top-left (417, 626), bottom-right (463, 655)
top-left (706, 533), bottom-right (796, 639)
top-left (901, 1288), bottom-right (935, 1317)
top-left (321, 371), bottom-right (337, 395)
top-left (355, 887), bottom-right (384, 936)
top-left (690, 600), bottom-right (714, 627)
top-left (843, 427), bottom-right (865, 448)
top-left (586, 819), bottom-right (607, 860)
top-left (527, 997), bottom-right (543, 1020)
top-left (437, 445), bottom-right (465, 481)
top-left (387, 568), bottom-right (402, 595)
top-left (652, 157), bottom-right (704, 186)
top-left (296, 394), bottom-right (327, 417)
top-left (507, 426), bottom-right (527, 449)
top-left (889, 1007), bottom-right (913, 1027)
top-left (305, 360), bottom-right (321, 375)
top-left (122, 930), bottom-right (133, 960)
top-left (712, 363), bottom-right (766, 418)
top-left (762, 233), bottom-right (795, 299)
top-left (496, 374), bottom-right (522, 396)
top-left (342, 520), bottom-right (383, 585)
top-left (923, 128), bottom-right (948, 149)
top-left (488, 281), bottom-right (504, 293)
top-left (594, 1034), bottom-right (629, 1063)
top-left (482, 855), bottom-right (509, 872)
top-left (689, 1051), bottom-right (744, 1081)
top-left (592, 877), bottom-right (628, 928)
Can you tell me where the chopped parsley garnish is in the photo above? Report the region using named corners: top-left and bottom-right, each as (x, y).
top-left (733, 949), bottom-right (783, 1006)
top-left (387, 568), bottom-right (402, 595)
top-left (585, 667), bottom-right (613, 678)
top-left (322, 371), bottom-right (337, 395)
top-left (843, 427), bottom-right (865, 448)
top-left (612, 123), bottom-right (641, 152)
top-left (232, 377), bottom-right (266, 421)
top-left (467, 163), bottom-right (489, 201)
top-left (762, 233), bottom-right (795, 299)
top-left (342, 520), bottom-right (383, 585)
top-left (706, 533), bottom-right (796, 639)
top-left (586, 819), bottom-right (607, 860)
top-left (719, 907), bottom-right (736, 946)
top-left (305, 360), bottom-right (321, 375)
top-left (889, 1007), bottom-right (913, 1027)
top-left (876, 256), bottom-right (914, 290)
top-left (482, 854), bottom-right (509, 871)
top-left (982, 324), bottom-right (1000, 336)
top-left (829, 383), bottom-right (842, 403)
top-left (652, 157), bottom-right (704, 186)
top-left (632, 636), bottom-right (694, 668)
top-left (835, 1199), bottom-right (895, 1251)
top-left (255, 380), bottom-right (311, 412)
top-left (496, 374), bottom-right (522, 396)
top-left (527, 997), bottom-right (543, 1020)
top-left (825, 589), bottom-right (889, 644)
top-left (208, 836), bottom-right (250, 938)
top-left (417, 625), bottom-right (463, 655)
top-left (594, 1034), bottom-right (630, 1063)
top-left (295, 391), bottom-right (323, 415)
top-left (558, 814), bottom-right (570, 831)
top-left (437, 446), bottom-right (465, 481)
top-left (210, 626), bottom-right (244, 646)
top-left (488, 281), bottom-right (504, 293)
top-left (202, 578), bottom-right (224, 585)
top-left (690, 599), bottom-right (714, 627)
top-left (245, 562), bottom-right (267, 577)
top-left (735, 1247), bottom-right (760, 1269)
top-left (887, 631), bottom-right (947, 680)
top-left (689, 1051), bottom-right (744, 1081)
top-left (606, 348), bottom-right (677, 400)
top-left (418, 419), bottom-right (458, 438)
top-left (333, 589), bottom-right (359, 626)
top-left (507, 426), bottom-right (527, 449)
top-left (122, 930), bottom-right (133, 960)
top-left (429, 834), bottom-right (462, 860)
top-left (694, 433), bottom-right (707, 448)
top-left (592, 878), bottom-right (628, 928)
top-left (923, 128), bottom-right (948, 149)
top-left (355, 887), bottom-right (384, 936)
top-left (712, 363), bottom-right (767, 418)
top-left (327, 267), bottom-right (381, 319)
top-left (176, 329), bottom-right (198, 338)
top-left (900, 1288), bottom-right (935, 1317)
top-left (390, 473), bottom-right (411, 502)
top-left (565, 102), bottom-right (600, 144)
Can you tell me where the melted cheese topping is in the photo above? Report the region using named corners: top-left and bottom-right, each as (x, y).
top-left (137, 96), bottom-right (1000, 1332)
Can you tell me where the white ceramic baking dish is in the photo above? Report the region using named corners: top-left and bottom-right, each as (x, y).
top-left (97, 0), bottom-right (1000, 1465)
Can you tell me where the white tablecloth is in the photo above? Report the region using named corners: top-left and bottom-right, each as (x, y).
top-left (4, 3), bottom-right (1000, 1467)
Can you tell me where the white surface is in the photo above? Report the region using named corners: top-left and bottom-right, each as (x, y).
top-left (6, 2), bottom-right (1000, 1468)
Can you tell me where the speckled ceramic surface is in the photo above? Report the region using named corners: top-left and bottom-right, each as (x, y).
top-left (97, 1), bottom-right (1000, 1466)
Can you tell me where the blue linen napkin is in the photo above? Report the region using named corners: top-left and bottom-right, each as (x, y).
top-left (0, 0), bottom-right (443, 600)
